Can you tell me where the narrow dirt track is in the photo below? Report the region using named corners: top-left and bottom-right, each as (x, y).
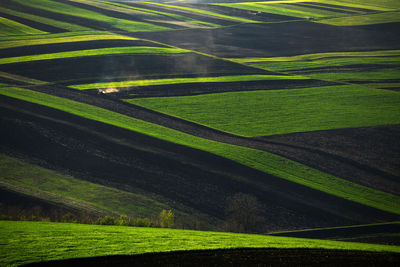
top-left (24, 83), bottom-right (399, 195)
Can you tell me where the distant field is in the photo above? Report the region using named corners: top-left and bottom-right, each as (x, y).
top-left (0, 6), bottom-right (90, 32)
top-left (129, 85), bottom-right (400, 137)
top-left (13, 0), bottom-right (169, 32)
top-left (1, 86), bottom-right (400, 215)
top-left (1, 220), bottom-right (400, 266)
top-left (0, 16), bottom-right (47, 36)
top-left (0, 153), bottom-right (169, 218)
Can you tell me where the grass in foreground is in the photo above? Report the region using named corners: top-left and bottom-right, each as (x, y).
top-left (129, 85), bottom-right (400, 137)
top-left (1, 86), bottom-right (399, 215)
top-left (1, 220), bottom-right (400, 266)
top-left (0, 154), bottom-right (169, 218)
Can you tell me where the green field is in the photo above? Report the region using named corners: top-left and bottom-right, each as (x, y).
top-left (14, 0), bottom-right (169, 32)
top-left (0, 17), bottom-right (47, 36)
top-left (129, 85), bottom-right (400, 137)
top-left (0, 47), bottom-right (190, 65)
top-left (0, 32), bottom-right (138, 49)
top-left (318, 11), bottom-right (400, 25)
top-left (0, 154), bottom-right (169, 218)
top-left (1, 220), bottom-right (399, 266)
top-left (1, 86), bottom-right (399, 215)
top-left (70, 74), bottom-right (307, 90)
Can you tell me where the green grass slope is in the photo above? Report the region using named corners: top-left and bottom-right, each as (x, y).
top-left (1, 220), bottom-right (399, 266)
top-left (0, 153), bottom-right (170, 218)
top-left (1, 86), bottom-right (399, 215)
top-left (0, 17), bottom-right (47, 36)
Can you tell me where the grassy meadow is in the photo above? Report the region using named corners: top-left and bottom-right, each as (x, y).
top-left (1, 220), bottom-right (400, 266)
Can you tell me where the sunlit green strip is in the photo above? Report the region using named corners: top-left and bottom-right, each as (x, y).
top-left (1, 86), bottom-right (399, 215)
top-left (0, 47), bottom-right (190, 64)
top-left (70, 74), bottom-right (307, 90)
top-left (0, 34), bottom-right (137, 49)
top-left (0, 16), bottom-right (47, 35)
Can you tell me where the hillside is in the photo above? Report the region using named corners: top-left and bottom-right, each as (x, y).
top-left (1, 0), bottom-right (399, 240)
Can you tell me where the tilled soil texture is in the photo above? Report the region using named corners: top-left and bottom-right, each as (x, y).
top-left (259, 126), bottom-right (400, 195)
top-left (270, 223), bottom-right (400, 245)
top-left (0, 53), bottom-right (271, 84)
top-left (0, 39), bottom-right (168, 58)
top-left (2, 95), bottom-right (399, 231)
top-left (133, 22), bottom-right (400, 57)
top-left (23, 248), bottom-right (400, 267)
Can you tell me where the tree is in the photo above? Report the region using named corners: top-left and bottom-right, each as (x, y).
top-left (159, 209), bottom-right (174, 228)
top-left (224, 193), bottom-right (264, 233)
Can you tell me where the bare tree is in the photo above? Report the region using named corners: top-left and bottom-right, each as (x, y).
top-left (224, 193), bottom-right (264, 233)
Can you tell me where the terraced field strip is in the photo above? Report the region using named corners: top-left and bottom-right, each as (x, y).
top-left (1, 86), bottom-right (399, 215)
top-left (70, 75), bottom-right (307, 90)
top-left (0, 47), bottom-right (190, 65)
top-left (2, 221), bottom-right (399, 266)
top-left (0, 72), bottom-right (47, 85)
top-left (145, 2), bottom-right (259, 23)
top-left (0, 6), bottom-right (90, 31)
top-left (228, 50), bottom-right (400, 72)
top-left (103, 1), bottom-right (220, 28)
top-left (0, 16), bottom-right (47, 36)
top-left (0, 153), bottom-right (169, 217)
top-left (14, 0), bottom-right (169, 32)
top-left (0, 32), bottom-right (138, 49)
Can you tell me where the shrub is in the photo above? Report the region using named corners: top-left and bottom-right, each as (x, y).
top-left (134, 218), bottom-right (151, 227)
top-left (159, 209), bottom-right (174, 228)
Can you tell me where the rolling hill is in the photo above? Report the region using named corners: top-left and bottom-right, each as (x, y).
top-left (0, 0), bottom-right (399, 264)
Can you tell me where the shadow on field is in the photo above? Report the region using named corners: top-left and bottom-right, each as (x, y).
top-left (23, 248), bottom-right (400, 267)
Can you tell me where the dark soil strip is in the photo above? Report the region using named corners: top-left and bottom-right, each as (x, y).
top-left (179, 4), bottom-right (299, 22)
top-left (2, 95), bottom-right (399, 231)
top-left (133, 22), bottom-right (400, 57)
top-left (0, 12), bottom-right (65, 33)
top-left (0, 53), bottom-right (271, 83)
top-left (23, 248), bottom-right (400, 267)
top-left (270, 223), bottom-right (400, 241)
top-left (124, 2), bottom-right (237, 26)
top-left (0, 39), bottom-right (167, 58)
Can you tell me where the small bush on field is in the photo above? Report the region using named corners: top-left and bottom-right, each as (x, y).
top-left (134, 218), bottom-right (151, 227)
top-left (96, 215), bottom-right (115, 225)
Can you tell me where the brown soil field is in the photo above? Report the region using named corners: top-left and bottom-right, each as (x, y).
top-left (133, 22), bottom-right (400, 57)
top-left (24, 248), bottom-right (400, 267)
top-left (0, 39), bottom-right (167, 58)
top-left (0, 53), bottom-right (270, 84)
top-left (2, 94), bottom-right (399, 231)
